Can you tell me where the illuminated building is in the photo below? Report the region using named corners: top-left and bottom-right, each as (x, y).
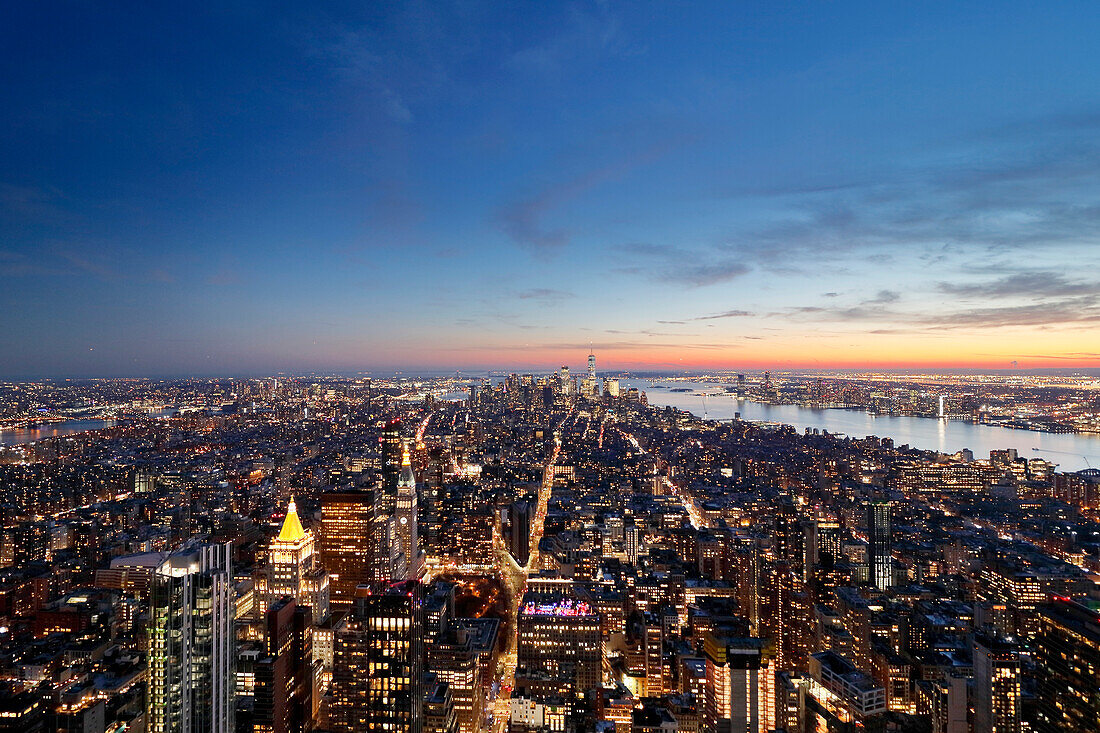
top-left (428, 630), bottom-right (483, 733)
top-left (806, 651), bottom-right (885, 724)
top-left (0, 689), bottom-right (44, 733)
top-left (702, 634), bottom-right (775, 733)
top-left (643, 615), bottom-right (665, 696)
top-left (509, 501), bottom-right (531, 566)
top-left (332, 582), bottom-right (423, 733)
top-left (917, 675), bottom-right (968, 733)
top-left (377, 419), bottom-right (403, 581)
top-left (516, 593), bottom-right (601, 700)
top-left (395, 444), bottom-right (419, 580)
top-left (423, 680), bottom-right (457, 733)
top-left (1034, 598), bottom-right (1100, 732)
top-left (867, 500), bottom-right (892, 591)
top-left (509, 692), bottom-right (568, 733)
top-left (254, 597), bottom-right (314, 733)
top-left (972, 632), bottom-right (1020, 733)
top-left (264, 498), bottom-right (329, 623)
top-left (319, 490), bottom-right (376, 609)
top-left (147, 541), bottom-right (235, 733)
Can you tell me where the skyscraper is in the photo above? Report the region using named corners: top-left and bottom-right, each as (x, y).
top-left (1035, 598), bottom-right (1100, 732)
top-left (254, 597), bottom-right (314, 733)
top-left (587, 350), bottom-right (596, 382)
top-left (378, 419), bottom-right (404, 581)
top-left (332, 582), bottom-right (423, 733)
top-left (703, 634), bottom-right (776, 733)
top-left (320, 490), bottom-right (377, 609)
top-left (264, 497), bottom-right (329, 623)
top-left (973, 632), bottom-right (1021, 733)
top-left (381, 419), bottom-right (403, 495)
top-left (147, 541), bottom-right (235, 733)
top-left (395, 443), bottom-right (420, 580)
top-left (868, 500), bottom-right (892, 591)
top-left (509, 501), bottom-right (531, 566)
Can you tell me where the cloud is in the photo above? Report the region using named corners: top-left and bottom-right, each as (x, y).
top-left (692, 309), bottom-right (755, 321)
top-left (57, 250), bottom-right (118, 280)
top-left (516, 288), bottom-right (574, 302)
top-left (684, 112), bottom-right (1100, 279)
top-left (659, 261), bottom-right (749, 287)
top-left (938, 271), bottom-right (1100, 299)
top-left (865, 289), bottom-right (900, 304)
top-left (507, 1), bottom-right (631, 75)
top-left (923, 297), bottom-right (1100, 329)
top-left (612, 242), bottom-right (750, 287)
top-left (1011, 353), bottom-right (1100, 360)
top-left (499, 142), bottom-right (682, 252)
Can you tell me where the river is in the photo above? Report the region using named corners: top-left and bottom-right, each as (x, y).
top-left (626, 380), bottom-right (1100, 473)
top-left (0, 419), bottom-right (119, 447)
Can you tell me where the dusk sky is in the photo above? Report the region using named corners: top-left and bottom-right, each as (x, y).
top-left (3, 2), bottom-right (1100, 377)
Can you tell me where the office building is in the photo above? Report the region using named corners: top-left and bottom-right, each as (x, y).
top-left (868, 501), bottom-right (892, 591)
top-left (973, 632), bottom-right (1021, 733)
top-left (320, 490), bottom-right (377, 609)
top-left (332, 582), bottom-right (423, 733)
top-left (254, 597), bottom-right (314, 733)
top-left (516, 593), bottom-right (601, 700)
top-left (147, 542), bottom-right (235, 733)
top-left (703, 634), bottom-right (775, 733)
top-left (1035, 598), bottom-right (1100, 732)
top-left (263, 498), bottom-right (329, 623)
top-left (510, 501), bottom-right (531, 566)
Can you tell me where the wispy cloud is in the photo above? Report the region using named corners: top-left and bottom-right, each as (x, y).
top-left (57, 250), bottom-right (118, 280)
top-left (499, 141), bottom-right (683, 252)
top-left (613, 242), bottom-right (750, 287)
top-left (938, 271), bottom-right (1100, 299)
top-left (516, 288), bottom-right (575, 302)
top-left (924, 297), bottom-right (1100, 329)
top-left (692, 309), bottom-right (755, 321)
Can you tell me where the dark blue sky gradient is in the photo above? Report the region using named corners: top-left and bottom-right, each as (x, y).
top-left (3, 2), bottom-right (1100, 376)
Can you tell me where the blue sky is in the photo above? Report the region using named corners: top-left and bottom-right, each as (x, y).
top-left (3, 1), bottom-right (1100, 376)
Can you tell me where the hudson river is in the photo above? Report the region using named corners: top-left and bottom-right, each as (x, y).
top-left (628, 381), bottom-right (1100, 473)
top-left (0, 419), bottom-right (118, 447)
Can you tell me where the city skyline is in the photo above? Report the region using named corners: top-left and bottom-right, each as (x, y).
top-left (4, 2), bottom-right (1100, 376)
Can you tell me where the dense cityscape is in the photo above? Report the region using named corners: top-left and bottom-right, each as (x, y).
top-left (6, 3), bottom-right (1100, 733)
top-left (0, 354), bottom-right (1099, 733)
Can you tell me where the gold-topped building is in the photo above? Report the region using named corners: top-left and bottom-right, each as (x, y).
top-left (259, 498), bottom-right (330, 624)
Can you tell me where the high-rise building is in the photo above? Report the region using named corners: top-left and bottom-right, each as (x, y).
top-left (972, 632), bottom-right (1021, 733)
top-left (395, 444), bottom-right (420, 580)
top-left (1035, 598), bottom-right (1100, 732)
top-left (377, 420), bottom-right (404, 581)
top-left (509, 501), bottom-right (531, 566)
top-left (703, 634), bottom-right (776, 733)
top-left (867, 501), bottom-right (892, 591)
top-left (147, 541), bottom-right (235, 733)
top-left (320, 490), bottom-right (376, 609)
top-left (516, 592), bottom-right (601, 700)
top-left (254, 597), bottom-right (314, 733)
top-left (381, 419), bottom-right (403, 495)
top-left (588, 351), bottom-right (596, 382)
top-left (332, 582), bottom-right (423, 733)
top-left (263, 498), bottom-right (329, 623)
top-left (625, 521), bottom-right (641, 566)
